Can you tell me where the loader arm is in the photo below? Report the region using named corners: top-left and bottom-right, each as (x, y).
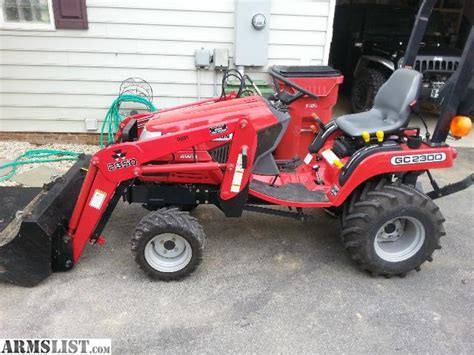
top-left (68, 118), bottom-right (257, 263)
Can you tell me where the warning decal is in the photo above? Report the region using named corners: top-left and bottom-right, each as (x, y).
top-left (89, 189), bottom-right (107, 210)
top-left (230, 154), bottom-right (245, 193)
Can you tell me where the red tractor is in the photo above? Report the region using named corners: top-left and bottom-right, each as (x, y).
top-left (1, 0), bottom-right (473, 286)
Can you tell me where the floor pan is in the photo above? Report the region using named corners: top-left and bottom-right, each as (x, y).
top-left (249, 180), bottom-right (328, 203)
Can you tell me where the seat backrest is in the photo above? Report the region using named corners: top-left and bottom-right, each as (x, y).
top-left (374, 68), bottom-right (422, 123)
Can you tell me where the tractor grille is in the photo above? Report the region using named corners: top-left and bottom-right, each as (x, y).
top-left (209, 143), bottom-right (230, 163)
top-left (208, 125), bottom-right (282, 164)
top-left (414, 56), bottom-right (460, 74)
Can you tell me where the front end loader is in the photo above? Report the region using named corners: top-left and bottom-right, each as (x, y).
top-left (0, 157), bottom-right (89, 286)
top-left (1, 0), bottom-right (473, 287)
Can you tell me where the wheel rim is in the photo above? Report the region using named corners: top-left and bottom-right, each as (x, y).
top-left (374, 216), bottom-right (425, 262)
top-left (144, 233), bottom-right (192, 272)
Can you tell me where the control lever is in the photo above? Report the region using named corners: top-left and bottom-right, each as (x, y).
top-left (241, 146), bottom-right (248, 169)
top-left (312, 113), bottom-right (326, 132)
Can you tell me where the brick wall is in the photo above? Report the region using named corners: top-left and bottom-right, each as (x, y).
top-left (0, 132), bottom-right (100, 145)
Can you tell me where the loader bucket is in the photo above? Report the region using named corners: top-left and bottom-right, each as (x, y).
top-left (0, 155), bottom-right (90, 287)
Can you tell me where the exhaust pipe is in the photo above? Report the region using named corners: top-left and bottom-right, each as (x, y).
top-left (0, 155), bottom-right (90, 287)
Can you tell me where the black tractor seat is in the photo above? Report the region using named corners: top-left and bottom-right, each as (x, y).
top-left (336, 68), bottom-right (422, 136)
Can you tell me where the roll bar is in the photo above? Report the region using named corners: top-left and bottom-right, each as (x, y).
top-left (402, 0), bottom-right (473, 144)
top-left (431, 27), bottom-right (474, 143)
top-left (402, 0), bottom-right (437, 68)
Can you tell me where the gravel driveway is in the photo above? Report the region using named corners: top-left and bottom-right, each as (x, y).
top-left (0, 141), bottom-right (98, 186)
top-left (0, 148), bottom-right (472, 353)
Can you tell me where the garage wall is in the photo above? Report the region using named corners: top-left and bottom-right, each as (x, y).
top-left (0, 0), bottom-right (335, 133)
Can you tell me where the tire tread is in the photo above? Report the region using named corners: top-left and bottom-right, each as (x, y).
top-left (131, 208), bottom-right (206, 281)
top-left (341, 179), bottom-right (445, 277)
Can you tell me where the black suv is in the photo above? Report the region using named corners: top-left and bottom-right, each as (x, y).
top-left (330, 4), bottom-right (462, 113)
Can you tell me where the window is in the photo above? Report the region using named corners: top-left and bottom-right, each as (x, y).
top-left (1, 0), bottom-right (88, 30)
top-left (1, 0), bottom-right (55, 30)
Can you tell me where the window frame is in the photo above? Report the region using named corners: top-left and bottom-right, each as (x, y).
top-left (0, 0), bottom-right (56, 31)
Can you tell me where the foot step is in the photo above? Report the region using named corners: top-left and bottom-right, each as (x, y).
top-left (249, 180), bottom-right (328, 203)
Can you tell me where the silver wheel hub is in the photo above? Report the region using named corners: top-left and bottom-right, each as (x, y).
top-left (376, 219), bottom-right (404, 242)
top-left (374, 216), bottom-right (425, 263)
top-left (144, 233), bottom-right (192, 272)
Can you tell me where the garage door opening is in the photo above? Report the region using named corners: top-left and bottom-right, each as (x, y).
top-left (329, 0), bottom-right (472, 113)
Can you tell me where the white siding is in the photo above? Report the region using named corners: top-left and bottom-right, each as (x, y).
top-left (0, 0), bottom-right (335, 133)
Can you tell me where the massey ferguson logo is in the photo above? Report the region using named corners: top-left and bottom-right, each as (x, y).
top-left (111, 149), bottom-right (127, 161)
top-left (391, 152), bottom-right (446, 165)
top-left (107, 149), bottom-right (137, 171)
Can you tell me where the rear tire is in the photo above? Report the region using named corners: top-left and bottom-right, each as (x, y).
top-left (351, 68), bottom-right (387, 113)
top-left (341, 179), bottom-right (445, 277)
top-left (131, 208), bottom-right (205, 280)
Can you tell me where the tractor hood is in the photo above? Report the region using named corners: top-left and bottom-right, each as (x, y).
top-left (142, 96), bottom-right (277, 138)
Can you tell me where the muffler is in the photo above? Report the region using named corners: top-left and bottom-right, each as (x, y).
top-left (0, 155), bottom-right (90, 287)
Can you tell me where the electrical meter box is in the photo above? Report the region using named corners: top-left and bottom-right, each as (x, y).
top-left (194, 48), bottom-right (211, 68)
top-left (214, 48), bottom-right (229, 70)
top-left (234, 0), bottom-right (271, 66)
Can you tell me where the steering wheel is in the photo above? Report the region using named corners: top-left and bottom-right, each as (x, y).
top-left (269, 67), bottom-right (319, 104)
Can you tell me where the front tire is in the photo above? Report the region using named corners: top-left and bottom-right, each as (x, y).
top-left (131, 208), bottom-right (205, 280)
top-left (341, 179), bottom-right (445, 277)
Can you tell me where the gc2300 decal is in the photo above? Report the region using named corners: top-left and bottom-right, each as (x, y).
top-left (390, 152), bottom-right (446, 165)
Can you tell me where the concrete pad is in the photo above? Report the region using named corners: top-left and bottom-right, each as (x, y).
top-left (0, 150), bottom-right (472, 353)
top-left (12, 166), bottom-right (66, 187)
top-left (0, 160), bottom-right (13, 177)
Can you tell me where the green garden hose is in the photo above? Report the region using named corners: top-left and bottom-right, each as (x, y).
top-left (100, 94), bottom-right (156, 147)
top-left (0, 149), bottom-right (81, 183)
top-left (0, 94), bottom-right (156, 182)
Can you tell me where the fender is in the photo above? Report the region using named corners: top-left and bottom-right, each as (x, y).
top-left (332, 144), bottom-right (456, 206)
top-left (354, 55), bottom-right (395, 78)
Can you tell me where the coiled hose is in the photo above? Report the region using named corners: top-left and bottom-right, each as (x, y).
top-left (0, 95), bottom-right (156, 182)
top-left (100, 94), bottom-right (156, 147)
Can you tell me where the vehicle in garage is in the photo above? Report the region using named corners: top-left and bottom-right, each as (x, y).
top-left (330, 4), bottom-right (462, 112)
